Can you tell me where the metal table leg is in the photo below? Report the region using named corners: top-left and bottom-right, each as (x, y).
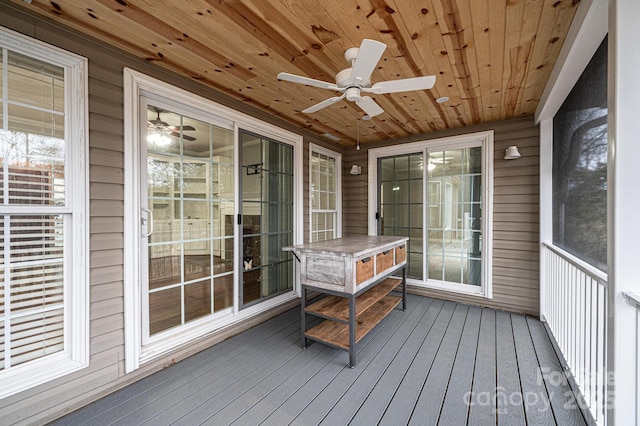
top-left (301, 286), bottom-right (307, 349)
top-left (402, 265), bottom-right (407, 311)
top-left (349, 294), bottom-right (356, 368)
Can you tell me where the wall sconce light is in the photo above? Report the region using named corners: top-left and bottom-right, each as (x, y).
top-left (504, 146), bottom-right (522, 160)
top-left (350, 165), bottom-right (362, 175)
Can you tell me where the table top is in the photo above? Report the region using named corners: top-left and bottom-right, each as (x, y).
top-left (283, 235), bottom-right (408, 258)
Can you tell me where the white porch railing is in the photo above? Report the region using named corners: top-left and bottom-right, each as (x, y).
top-left (622, 291), bottom-right (640, 424)
top-left (541, 242), bottom-right (608, 425)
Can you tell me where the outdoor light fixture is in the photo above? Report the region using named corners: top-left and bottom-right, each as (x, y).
top-left (504, 146), bottom-right (522, 160)
top-left (350, 165), bottom-right (362, 175)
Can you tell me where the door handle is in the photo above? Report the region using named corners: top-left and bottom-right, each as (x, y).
top-left (141, 208), bottom-right (154, 238)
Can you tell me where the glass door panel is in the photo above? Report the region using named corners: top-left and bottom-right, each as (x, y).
top-left (144, 103), bottom-right (234, 337)
top-left (378, 147), bottom-right (483, 288)
top-left (426, 148), bottom-right (482, 286)
top-left (240, 131), bottom-right (293, 307)
top-left (379, 153), bottom-right (423, 279)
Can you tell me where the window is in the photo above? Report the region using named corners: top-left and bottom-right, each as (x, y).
top-left (553, 37), bottom-right (608, 272)
top-left (309, 144), bottom-right (341, 242)
top-left (0, 28), bottom-right (88, 398)
top-left (370, 131), bottom-right (493, 298)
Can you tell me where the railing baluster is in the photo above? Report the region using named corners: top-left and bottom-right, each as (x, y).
top-left (541, 243), bottom-right (607, 426)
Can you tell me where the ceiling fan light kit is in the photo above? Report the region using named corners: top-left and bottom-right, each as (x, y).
top-left (278, 39), bottom-right (436, 120)
top-left (147, 108), bottom-right (197, 143)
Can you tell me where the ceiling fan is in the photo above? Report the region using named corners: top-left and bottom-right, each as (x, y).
top-left (277, 39), bottom-right (436, 118)
top-left (147, 108), bottom-right (196, 142)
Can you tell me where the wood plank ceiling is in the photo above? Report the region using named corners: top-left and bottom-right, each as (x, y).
top-left (10, 0), bottom-right (580, 146)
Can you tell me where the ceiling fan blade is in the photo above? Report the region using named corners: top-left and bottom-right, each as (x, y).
top-left (170, 125), bottom-right (196, 132)
top-left (366, 75), bottom-right (436, 94)
top-left (357, 96), bottom-right (384, 117)
top-left (170, 132), bottom-right (196, 142)
top-left (277, 72), bottom-right (341, 91)
top-left (350, 39), bottom-right (386, 84)
top-left (149, 119), bottom-right (170, 127)
top-left (302, 93), bottom-right (346, 113)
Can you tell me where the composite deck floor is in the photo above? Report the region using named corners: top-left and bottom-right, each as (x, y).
top-left (53, 295), bottom-right (587, 425)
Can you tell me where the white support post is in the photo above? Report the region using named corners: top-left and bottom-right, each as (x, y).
top-left (607, 0), bottom-right (640, 423)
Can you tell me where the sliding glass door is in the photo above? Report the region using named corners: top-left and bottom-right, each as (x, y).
top-left (140, 105), bottom-right (297, 339)
top-left (143, 102), bottom-right (235, 337)
top-left (375, 135), bottom-right (491, 295)
top-left (240, 131), bottom-right (294, 307)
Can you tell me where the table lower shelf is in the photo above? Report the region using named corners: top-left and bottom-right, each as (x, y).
top-left (304, 294), bottom-right (402, 350)
top-left (304, 277), bottom-right (402, 322)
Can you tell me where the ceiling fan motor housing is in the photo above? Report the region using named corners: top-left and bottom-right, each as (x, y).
top-left (345, 87), bottom-right (361, 102)
top-left (335, 68), bottom-right (370, 89)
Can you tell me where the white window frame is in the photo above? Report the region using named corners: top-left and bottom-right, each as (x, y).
top-left (0, 27), bottom-right (89, 399)
top-left (309, 143), bottom-right (342, 242)
top-left (368, 130), bottom-right (494, 298)
top-left (123, 69), bottom-right (303, 372)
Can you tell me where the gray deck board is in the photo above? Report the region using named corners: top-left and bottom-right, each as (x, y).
top-left (318, 297), bottom-right (436, 425)
top-left (408, 303), bottom-right (469, 425)
top-left (468, 308), bottom-right (497, 426)
top-left (52, 308), bottom-right (300, 425)
top-left (347, 298), bottom-right (441, 425)
top-left (527, 316), bottom-right (587, 426)
top-left (289, 295), bottom-right (425, 426)
top-left (261, 295), bottom-right (423, 426)
top-left (512, 314), bottom-right (556, 425)
top-left (496, 310), bottom-right (527, 425)
top-left (436, 305), bottom-right (482, 425)
top-left (143, 333), bottom-right (303, 425)
top-left (53, 296), bottom-right (588, 426)
top-left (377, 301), bottom-right (457, 425)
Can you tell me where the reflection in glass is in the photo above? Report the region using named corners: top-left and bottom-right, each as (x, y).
top-left (145, 104), bottom-right (235, 335)
top-left (240, 131), bottom-right (294, 307)
top-left (379, 147), bottom-right (483, 286)
top-left (149, 287), bottom-right (181, 335)
top-left (185, 279), bottom-right (211, 323)
top-left (427, 147), bottom-right (482, 286)
top-left (379, 153), bottom-right (423, 279)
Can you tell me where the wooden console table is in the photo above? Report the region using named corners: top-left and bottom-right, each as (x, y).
top-left (284, 235), bottom-right (408, 367)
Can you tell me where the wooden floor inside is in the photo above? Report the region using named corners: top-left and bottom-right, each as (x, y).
top-left (52, 295), bottom-right (587, 425)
